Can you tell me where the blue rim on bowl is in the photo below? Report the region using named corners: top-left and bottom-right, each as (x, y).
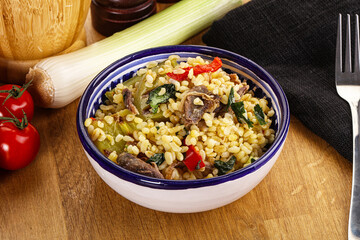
top-left (76, 45), bottom-right (290, 190)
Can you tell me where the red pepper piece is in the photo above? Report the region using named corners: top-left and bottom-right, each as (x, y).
top-left (166, 57), bottom-right (223, 81)
top-left (166, 67), bottom-right (191, 81)
top-left (183, 145), bottom-right (205, 172)
top-left (193, 57), bottom-right (222, 75)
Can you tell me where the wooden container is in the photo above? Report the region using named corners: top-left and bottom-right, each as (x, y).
top-left (0, 0), bottom-right (91, 84)
top-left (157, 0), bottom-right (180, 3)
top-left (0, 29), bottom-right (87, 85)
top-left (91, 0), bottom-right (156, 37)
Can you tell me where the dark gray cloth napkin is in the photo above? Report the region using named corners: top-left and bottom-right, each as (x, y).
top-left (203, 0), bottom-right (360, 162)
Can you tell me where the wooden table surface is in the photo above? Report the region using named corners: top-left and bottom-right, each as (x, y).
top-left (0, 2), bottom-right (353, 240)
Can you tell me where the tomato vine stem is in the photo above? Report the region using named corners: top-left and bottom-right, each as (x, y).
top-left (0, 108), bottom-right (28, 129)
top-left (0, 80), bottom-right (33, 105)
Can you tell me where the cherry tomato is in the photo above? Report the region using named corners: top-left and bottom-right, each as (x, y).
top-left (0, 120), bottom-right (40, 170)
top-left (0, 82), bottom-right (34, 122)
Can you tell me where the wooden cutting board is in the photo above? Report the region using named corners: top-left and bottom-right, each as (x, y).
top-left (0, 2), bottom-right (353, 239)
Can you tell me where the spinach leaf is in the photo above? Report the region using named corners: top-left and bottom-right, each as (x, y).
top-left (226, 87), bottom-right (235, 111)
top-left (254, 104), bottom-right (266, 125)
top-left (231, 101), bottom-right (254, 128)
top-left (146, 84), bottom-right (176, 113)
top-left (214, 156), bottom-right (236, 175)
top-left (146, 153), bottom-right (165, 166)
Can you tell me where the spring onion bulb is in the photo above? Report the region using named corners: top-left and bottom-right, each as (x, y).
top-left (26, 0), bottom-right (244, 108)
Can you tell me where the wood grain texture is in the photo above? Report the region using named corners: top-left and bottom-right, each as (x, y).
top-left (0, 2), bottom-right (352, 240)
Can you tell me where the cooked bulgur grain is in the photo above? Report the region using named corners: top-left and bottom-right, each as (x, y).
top-left (85, 56), bottom-right (275, 180)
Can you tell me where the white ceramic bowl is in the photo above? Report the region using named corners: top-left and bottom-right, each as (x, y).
top-left (77, 45), bottom-right (290, 213)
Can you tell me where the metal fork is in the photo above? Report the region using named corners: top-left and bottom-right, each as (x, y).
top-left (336, 14), bottom-right (360, 239)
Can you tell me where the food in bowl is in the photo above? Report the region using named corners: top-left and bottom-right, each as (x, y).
top-left (77, 45), bottom-right (289, 213)
top-left (83, 55), bottom-right (275, 180)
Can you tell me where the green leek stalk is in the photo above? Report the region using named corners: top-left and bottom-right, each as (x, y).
top-left (26, 0), bottom-right (244, 108)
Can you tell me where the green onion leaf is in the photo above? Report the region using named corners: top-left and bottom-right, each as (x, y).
top-left (146, 84), bottom-right (176, 113)
top-left (254, 104), bottom-right (266, 125)
top-left (146, 153), bottom-right (165, 166)
top-left (28, 0), bottom-right (245, 108)
top-left (231, 101), bottom-right (253, 128)
top-left (214, 156), bottom-right (236, 176)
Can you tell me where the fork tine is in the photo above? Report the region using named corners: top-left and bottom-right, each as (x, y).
top-left (345, 14), bottom-right (352, 72)
top-left (354, 14), bottom-right (360, 72)
top-left (336, 14), bottom-right (343, 74)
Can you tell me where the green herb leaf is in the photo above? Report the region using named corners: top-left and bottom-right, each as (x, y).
top-left (250, 157), bottom-right (257, 163)
top-left (226, 87), bottom-right (234, 111)
top-left (214, 156), bottom-right (236, 176)
top-left (146, 84), bottom-right (176, 113)
top-left (231, 101), bottom-right (253, 128)
top-left (184, 128), bottom-right (189, 136)
top-left (254, 104), bottom-right (266, 125)
top-left (195, 160), bottom-right (202, 170)
top-left (146, 153), bottom-right (165, 166)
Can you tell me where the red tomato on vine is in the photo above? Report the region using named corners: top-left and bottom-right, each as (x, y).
top-left (0, 112), bottom-right (40, 170)
top-left (0, 81), bottom-right (34, 122)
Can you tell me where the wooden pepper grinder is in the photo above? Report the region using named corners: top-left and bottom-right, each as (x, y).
top-left (91, 0), bottom-right (157, 36)
top-left (157, 0), bottom-right (179, 2)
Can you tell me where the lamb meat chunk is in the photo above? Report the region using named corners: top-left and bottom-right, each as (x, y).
top-left (181, 85), bottom-right (220, 126)
top-left (197, 119), bottom-right (208, 130)
top-left (193, 161), bottom-right (214, 179)
top-left (164, 161), bottom-right (185, 180)
top-left (213, 84), bottom-right (249, 117)
top-left (228, 73), bottom-right (249, 98)
top-left (103, 149), bottom-right (112, 157)
top-left (229, 73), bottom-right (241, 84)
top-left (214, 102), bottom-right (227, 117)
top-left (237, 85), bottom-right (249, 98)
top-left (202, 161), bottom-right (215, 177)
top-left (116, 152), bottom-right (164, 179)
top-left (122, 88), bottom-right (139, 115)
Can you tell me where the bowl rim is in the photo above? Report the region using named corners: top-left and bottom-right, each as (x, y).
top-left (76, 45), bottom-right (290, 190)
